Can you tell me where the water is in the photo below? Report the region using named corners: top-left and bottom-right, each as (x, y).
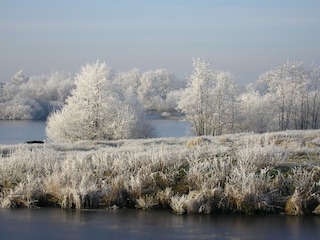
top-left (0, 120), bottom-right (46, 144)
top-left (0, 209), bottom-right (319, 240)
top-left (150, 118), bottom-right (192, 138)
top-left (0, 119), bottom-right (191, 144)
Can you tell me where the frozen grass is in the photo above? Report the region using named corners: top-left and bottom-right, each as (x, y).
top-left (0, 130), bottom-right (319, 215)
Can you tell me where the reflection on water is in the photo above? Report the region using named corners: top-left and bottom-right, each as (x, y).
top-left (0, 209), bottom-right (319, 240)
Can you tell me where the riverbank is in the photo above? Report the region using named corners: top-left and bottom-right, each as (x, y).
top-left (1, 130), bottom-right (319, 215)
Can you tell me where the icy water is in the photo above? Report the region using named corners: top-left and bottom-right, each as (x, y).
top-left (0, 209), bottom-right (319, 240)
top-left (150, 118), bottom-right (192, 138)
top-left (0, 119), bottom-right (191, 144)
top-left (0, 120), bottom-right (46, 144)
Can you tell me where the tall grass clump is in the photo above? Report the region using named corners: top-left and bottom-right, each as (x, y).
top-left (284, 166), bottom-right (320, 215)
top-left (42, 152), bottom-right (102, 209)
top-left (1, 130), bottom-right (320, 215)
top-left (0, 146), bottom-right (60, 207)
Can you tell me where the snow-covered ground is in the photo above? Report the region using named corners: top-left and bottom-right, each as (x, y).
top-left (0, 130), bottom-right (319, 215)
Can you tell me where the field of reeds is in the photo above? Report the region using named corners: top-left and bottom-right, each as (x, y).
top-left (0, 130), bottom-right (320, 215)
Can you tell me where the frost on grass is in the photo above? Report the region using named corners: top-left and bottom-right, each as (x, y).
top-left (0, 130), bottom-right (320, 215)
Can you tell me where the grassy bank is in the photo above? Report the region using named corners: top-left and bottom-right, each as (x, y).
top-left (0, 130), bottom-right (319, 215)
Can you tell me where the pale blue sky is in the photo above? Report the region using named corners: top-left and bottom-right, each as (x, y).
top-left (1, 0), bottom-right (319, 83)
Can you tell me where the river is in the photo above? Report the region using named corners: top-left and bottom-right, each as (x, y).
top-left (0, 118), bottom-right (191, 144)
top-left (0, 208), bottom-right (319, 240)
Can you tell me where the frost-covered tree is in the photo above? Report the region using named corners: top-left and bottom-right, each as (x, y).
top-left (46, 61), bottom-right (152, 142)
top-left (259, 60), bottom-right (310, 130)
top-left (137, 69), bottom-right (181, 112)
top-left (247, 60), bottom-right (320, 131)
top-left (0, 71), bottom-right (74, 120)
top-left (11, 69), bottom-right (27, 85)
top-left (177, 58), bottom-right (214, 135)
top-left (0, 96), bottom-right (42, 120)
top-left (115, 68), bottom-right (141, 100)
top-left (166, 90), bottom-right (183, 112)
top-left (308, 66), bottom-right (320, 129)
top-left (19, 72), bottom-right (74, 118)
top-left (210, 70), bottom-right (237, 135)
top-left (177, 58), bottom-right (236, 136)
top-left (1, 69), bottom-right (27, 102)
top-left (114, 68), bottom-right (184, 113)
top-left (238, 86), bottom-right (276, 133)
top-left (0, 82), bottom-right (3, 97)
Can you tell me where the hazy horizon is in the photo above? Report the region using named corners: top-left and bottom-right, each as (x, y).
top-left (1, 0), bottom-right (319, 83)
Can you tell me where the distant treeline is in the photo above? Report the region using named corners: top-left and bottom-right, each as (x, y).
top-left (1, 59), bottom-right (319, 134)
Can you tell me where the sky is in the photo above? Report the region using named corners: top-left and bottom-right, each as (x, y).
top-left (1, 0), bottom-right (320, 84)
